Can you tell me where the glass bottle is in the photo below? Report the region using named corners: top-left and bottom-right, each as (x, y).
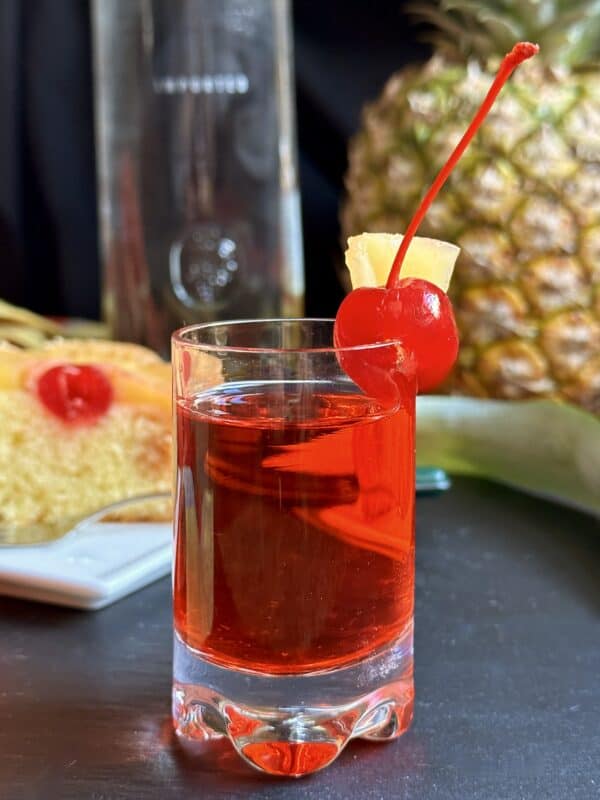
top-left (92, 0), bottom-right (304, 356)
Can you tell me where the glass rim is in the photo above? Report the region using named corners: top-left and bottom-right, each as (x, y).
top-left (172, 318), bottom-right (403, 355)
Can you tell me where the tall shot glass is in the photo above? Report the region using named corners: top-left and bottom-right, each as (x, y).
top-left (172, 319), bottom-right (416, 776)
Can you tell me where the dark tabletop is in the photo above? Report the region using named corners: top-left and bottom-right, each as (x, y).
top-left (1, 477), bottom-right (599, 800)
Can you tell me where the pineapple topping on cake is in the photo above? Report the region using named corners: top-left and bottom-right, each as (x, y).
top-left (0, 339), bottom-right (173, 541)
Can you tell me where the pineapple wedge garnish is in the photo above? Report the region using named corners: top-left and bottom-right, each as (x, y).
top-left (345, 233), bottom-right (460, 292)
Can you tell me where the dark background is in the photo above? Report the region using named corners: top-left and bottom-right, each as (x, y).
top-left (0, 0), bottom-right (429, 321)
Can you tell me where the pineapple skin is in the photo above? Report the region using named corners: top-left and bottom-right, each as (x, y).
top-left (342, 57), bottom-right (600, 414)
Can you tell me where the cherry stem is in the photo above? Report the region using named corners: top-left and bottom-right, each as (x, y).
top-left (386, 41), bottom-right (539, 289)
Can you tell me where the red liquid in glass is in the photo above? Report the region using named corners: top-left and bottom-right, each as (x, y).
top-left (174, 382), bottom-right (415, 675)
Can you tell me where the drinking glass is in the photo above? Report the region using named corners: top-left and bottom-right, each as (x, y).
top-left (172, 319), bottom-right (416, 776)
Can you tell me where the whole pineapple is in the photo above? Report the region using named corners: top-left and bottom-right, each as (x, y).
top-left (343, 0), bottom-right (600, 413)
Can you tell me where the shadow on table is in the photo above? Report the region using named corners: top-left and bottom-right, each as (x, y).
top-left (486, 480), bottom-right (599, 611)
top-left (420, 477), bottom-right (600, 614)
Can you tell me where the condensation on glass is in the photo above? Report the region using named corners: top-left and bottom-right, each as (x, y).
top-left (92, 0), bottom-right (304, 356)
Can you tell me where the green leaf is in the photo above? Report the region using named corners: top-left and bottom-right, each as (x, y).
top-left (416, 396), bottom-right (600, 516)
top-left (409, 0), bottom-right (600, 65)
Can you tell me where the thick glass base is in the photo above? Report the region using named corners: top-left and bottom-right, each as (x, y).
top-left (172, 624), bottom-right (414, 777)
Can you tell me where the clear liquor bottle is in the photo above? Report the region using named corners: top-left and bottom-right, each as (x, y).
top-left (92, 0), bottom-right (304, 356)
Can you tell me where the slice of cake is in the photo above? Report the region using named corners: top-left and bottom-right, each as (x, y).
top-left (0, 339), bottom-right (173, 543)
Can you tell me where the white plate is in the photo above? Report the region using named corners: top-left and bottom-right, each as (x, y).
top-left (0, 522), bottom-right (172, 610)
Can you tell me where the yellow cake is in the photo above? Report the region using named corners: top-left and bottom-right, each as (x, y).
top-left (0, 339), bottom-right (173, 542)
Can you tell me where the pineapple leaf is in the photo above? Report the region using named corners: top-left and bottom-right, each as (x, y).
top-left (417, 397), bottom-right (600, 517)
top-left (410, 0), bottom-right (600, 66)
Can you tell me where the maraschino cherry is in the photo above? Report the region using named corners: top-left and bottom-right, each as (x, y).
top-left (334, 42), bottom-right (539, 395)
top-left (37, 364), bottom-right (113, 423)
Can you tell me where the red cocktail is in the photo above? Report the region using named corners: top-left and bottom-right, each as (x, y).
top-left (174, 380), bottom-right (415, 675)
